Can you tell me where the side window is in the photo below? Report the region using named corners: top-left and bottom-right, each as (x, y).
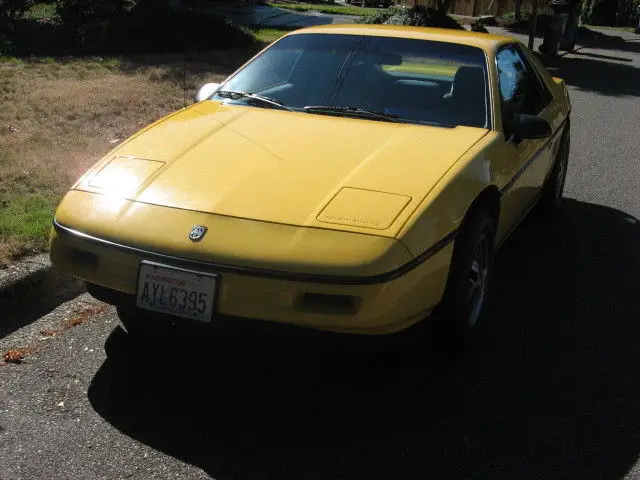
top-left (496, 45), bottom-right (550, 139)
top-left (515, 45), bottom-right (553, 105)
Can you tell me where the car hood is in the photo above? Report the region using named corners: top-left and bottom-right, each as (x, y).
top-left (77, 101), bottom-right (489, 236)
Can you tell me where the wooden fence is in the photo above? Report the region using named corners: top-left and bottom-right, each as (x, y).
top-left (410, 0), bottom-right (552, 17)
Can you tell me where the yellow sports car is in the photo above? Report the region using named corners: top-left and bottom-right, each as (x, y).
top-left (50, 25), bottom-right (571, 341)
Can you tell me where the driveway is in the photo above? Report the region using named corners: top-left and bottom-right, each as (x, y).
top-left (210, 3), bottom-right (357, 27)
top-left (2, 17), bottom-right (640, 480)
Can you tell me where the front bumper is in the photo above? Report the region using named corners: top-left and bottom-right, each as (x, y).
top-left (50, 221), bottom-right (453, 335)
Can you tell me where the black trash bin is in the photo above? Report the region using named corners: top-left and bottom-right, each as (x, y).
top-left (549, 0), bottom-right (580, 50)
top-left (539, 13), bottom-right (566, 55)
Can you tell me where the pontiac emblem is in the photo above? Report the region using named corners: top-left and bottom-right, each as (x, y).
top-left (188, 225), bottom-right (207, 242)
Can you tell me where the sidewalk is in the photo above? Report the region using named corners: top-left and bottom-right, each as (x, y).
top-left (209, 3), bottom-right (357, 26)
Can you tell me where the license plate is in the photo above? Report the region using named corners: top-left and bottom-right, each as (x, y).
top-left (136, 261), bottom-right (218, 322)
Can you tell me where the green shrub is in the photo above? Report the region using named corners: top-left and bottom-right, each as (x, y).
top-left (470, 21), bottom-right (489, 32)
top-left (7, 5), bottom-right (257, 56)
top-left (55, 0), bottom-right (127, 27)
top-left (498, 10), bottom-right (531, 21)
top-left (356, 4), bottom-right (464, 28)
top-left (355, 5), bottom-right (398, 23)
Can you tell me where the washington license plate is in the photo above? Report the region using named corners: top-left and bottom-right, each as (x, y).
top-left (136, 262), bottom-right (217, 322)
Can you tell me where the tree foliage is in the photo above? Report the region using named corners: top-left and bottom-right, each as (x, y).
top-left (581, 0), bottom-right (618, 25)
top-left (616, 0), bottom-right (640, 25)
top-left (581, 0), bottom-right (639, 25)
top-left (1, 0), bottom-right (260, 55)
top-left (0, 0), bottom-right (35, 31)
top-left (54, 0), bottom-right (132, 26)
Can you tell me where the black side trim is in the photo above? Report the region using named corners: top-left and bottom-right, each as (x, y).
top-left (53, 220), bottom-right (458, 286)
top-left (500, 116), bottom-right (568, 195)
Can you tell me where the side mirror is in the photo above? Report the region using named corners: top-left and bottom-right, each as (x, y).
top-left (513, 113), bottom-right (552, 142)
top-left (195, 82), bottom-right (221, 102)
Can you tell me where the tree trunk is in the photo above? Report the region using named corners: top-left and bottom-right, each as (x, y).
top-left (437, 0), bottom-right (453, 13)
top-left (528, 0), bottom-right (538, 49)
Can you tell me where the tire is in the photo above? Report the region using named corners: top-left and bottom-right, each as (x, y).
top-left (437, 207), bottom-right (496, 344)
top-left (539, 126), bottom-right (570, 213)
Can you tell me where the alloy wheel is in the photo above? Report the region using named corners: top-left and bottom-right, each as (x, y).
top-left (554, 141), bottom-right (568, 206)
top-left (467, 232), bottom-right (490, 327)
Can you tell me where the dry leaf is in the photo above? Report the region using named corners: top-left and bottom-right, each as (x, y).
top-left (3, 347), bottom-right (33, 364)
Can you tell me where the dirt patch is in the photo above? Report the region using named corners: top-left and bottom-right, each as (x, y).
top-left (1, 303), bottom-right (110, 365)
top-left (41, 305), bottom-right (109, 338)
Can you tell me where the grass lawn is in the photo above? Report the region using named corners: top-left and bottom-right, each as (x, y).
top-left (583, 24), bottom-right (636, 33)
top-left (266, 1), bottom-right (380, 16)
top-left (0, 27), bottom-right (290, 267)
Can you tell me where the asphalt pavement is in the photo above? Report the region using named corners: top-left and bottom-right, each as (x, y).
top-left (207, 3), bottom-right (357, 26)
top-left (1, 19), bottom-right (640, 480)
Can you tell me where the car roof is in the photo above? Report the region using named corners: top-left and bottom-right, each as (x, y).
top-left (287, 24), bottom-right (516, 54)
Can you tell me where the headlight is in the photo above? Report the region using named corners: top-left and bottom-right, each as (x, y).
top-left (83, 156), bottom-right (164, 198)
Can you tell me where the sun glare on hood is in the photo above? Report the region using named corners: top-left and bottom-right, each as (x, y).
top-left (86, 156), bottom-right (164, 198)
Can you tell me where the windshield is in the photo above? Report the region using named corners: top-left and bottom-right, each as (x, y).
top-left (214, 33), bottom-right (490, 129)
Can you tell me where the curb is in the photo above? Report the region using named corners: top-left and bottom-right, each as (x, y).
top-left (0, 253), bottom-right (86, 318)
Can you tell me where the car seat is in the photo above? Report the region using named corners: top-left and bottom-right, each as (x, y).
top-left (443, 66), bottom-right (487, 128)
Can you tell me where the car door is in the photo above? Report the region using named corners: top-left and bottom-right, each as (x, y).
top-left (493, 44), bottom-right (556, 243)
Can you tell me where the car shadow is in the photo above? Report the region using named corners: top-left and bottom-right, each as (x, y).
top-left (574, 30), bottom-right (640, 55)
top-left (501, 24), bottom-right (640, 54)
top-left (538, 52), bottom-right (640, 97)
top-left (568, 49), bottom-right (634, 62)
top-left (88, 198), bottom-right (640, 480)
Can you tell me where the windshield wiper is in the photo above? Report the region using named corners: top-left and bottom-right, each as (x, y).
top-left (303, 106), bottom-right (399, 123)
top-left (217, 90), bottom-right (293, 111)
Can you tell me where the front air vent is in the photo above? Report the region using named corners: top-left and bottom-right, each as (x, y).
top-left (296, 292), bottom-right (362, 315)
